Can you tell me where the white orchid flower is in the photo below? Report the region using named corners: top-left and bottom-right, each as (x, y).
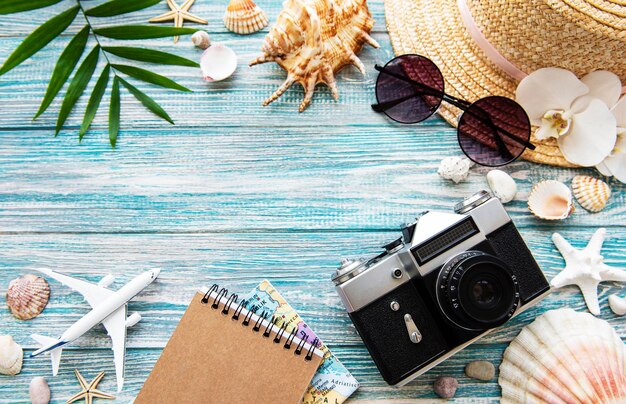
top-left (597, 95), bottom-right (626, 183)
top-left (516, 68), bottom-right (619, 167)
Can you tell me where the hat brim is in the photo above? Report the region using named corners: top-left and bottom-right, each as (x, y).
top-left (384, 0), bottom-right (577, 167)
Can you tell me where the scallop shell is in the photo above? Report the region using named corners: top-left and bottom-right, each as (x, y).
top-left (571, 175), bottom-right (611, 213)
top-left (527, 180), bottom-right (574, 220)
top-left (499, 308), bottom-right (626, 403)
top-left (250, 0), bottom-right (380, 111)
top-left (29, 377), bottom-right (51, 404)
top-left (486, 170), bottom-right (517, 203)
top-left (6, 274), bottom-right (50, 320)
top-left (191, 31), bottom-right (210, 49)
top-left (0, 335), bottom-right (23, 376)
top-left (223, 0), bottom-right (269, 35)
top-left (200, 44), bottom-right (237, 82)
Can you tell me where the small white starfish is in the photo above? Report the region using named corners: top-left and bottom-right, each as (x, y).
top-left (551, 228), bottom-right (626, 315)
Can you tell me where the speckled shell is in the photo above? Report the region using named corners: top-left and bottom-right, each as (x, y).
top-left (29, 377), bottom-right (51, 404)
top-left (191, 31), bottom-right (210, 49)
top-left (499, 308), bottom-right (626, 404)
top-left (0, 335), bottom-right (23, 376)
top-left (223, 0), bottom-right (269, 34)
top-left (528, 180), bottom-right (574, 220)
top-left (6, 274), bottom-right (50, 320)
top-left (571, 175), bottom-right (611, 213)
top-left (250, 0), bottom-right (379, 111)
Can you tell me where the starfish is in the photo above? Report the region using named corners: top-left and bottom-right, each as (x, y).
top-left (66, 369), bottom-right (115, 404)
top-left (149, 0), bottom-right (207, 43)
top-left (551, 228), bottom-right (626, 315)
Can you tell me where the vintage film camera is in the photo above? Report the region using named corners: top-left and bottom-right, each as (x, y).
top-left (332, 191), bottom-right (550, 386)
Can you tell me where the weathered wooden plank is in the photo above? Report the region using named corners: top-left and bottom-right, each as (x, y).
top-left (1, 228), bottom-right (625, 349)
top-left (0, 0), bottom-right (389, 37)
top-left (0, 126), bottom-right (624, 232)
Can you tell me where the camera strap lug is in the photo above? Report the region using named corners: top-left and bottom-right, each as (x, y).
top-left (403, 314), bottom-right (422, 344)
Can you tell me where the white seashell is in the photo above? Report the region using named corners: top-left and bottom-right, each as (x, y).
top-left (486, 170), bottom-right (517, 203)
top-left (249, 0), bottom-right (379, 111)
top-left (527, 180), bottom-right (574, 220)
top-left (571, 175), bottom-right (611, 212)
top-left (499, 308), bottom-right (626, 403)
top-left (200, 45), bottom-right (237, 82)
top-left (29, 377), bottom-right (51, 404)
top-left (6, 274), bottom-right (50, 320)
top-left (437, 156), bottom-right (472, 183)
top-left (223, 0), bottom-right (268, 35)
top-left (0, 335), bottom-right (23, 376)
top-left (609, 295), bottom-right (626, 316)
top-left (191, 31), bottom-right (210, 49)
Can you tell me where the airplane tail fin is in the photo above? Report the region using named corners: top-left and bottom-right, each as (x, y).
top-left (31, 334), bottom-right (63, 376)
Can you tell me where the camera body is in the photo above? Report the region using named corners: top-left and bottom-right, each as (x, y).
top-left (332, 191), bottom-right (550, 386)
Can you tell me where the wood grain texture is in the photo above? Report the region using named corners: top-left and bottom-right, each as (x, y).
top-left (0, 0), bottom-right (625, 403)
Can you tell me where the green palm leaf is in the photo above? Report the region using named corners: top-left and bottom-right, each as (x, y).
top-left (0, 0), bottom-right (63, 15)
top-left (103, 47), bottom-right (198, 67)
top-left (112, 64), bottom-right (190, 92)
top-left (79, 65), bottom-right (110, 140)
top-left (119, 77), bottom-right (174, 124)
top-left (84, 0), bottom-right (161, 17)
top-left (93, 25), bottom-right (197, 40)
top-left (35, 25), bottom-right (90, 119)
top-left (109, 77), bottom-right (121, 147)
top-left (55, 46), bottom-right (100, 135)
top-left (0, 6), bottom-right (80, 75)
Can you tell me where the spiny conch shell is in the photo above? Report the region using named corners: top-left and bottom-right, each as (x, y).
top-left (527, 180), bottom-right (574, 220)
top-left (223, 0), bottom-right (269, 34)
top-left (486, 170), bottom-right (517, 203)
top-left (438, 156), bottom-right (472, 183)
top-left (609, 295), bottom-right (626, 316)
top-left (0, 335), bottom-right (23, 376)
top-left (571, 175), bottom-right (611, 213)
top-left (250, 0), bottom-right (380, 112)
top-left (191, 31), bottom-right (210, 49)
top-left (6, 274), bottom-right (50, 320)
top-left (29, 377), bottom-right (51, 404)
top-left (499, 308), bottom-right (626, 404)
top-left (200, 44), bottom-right (237, 82)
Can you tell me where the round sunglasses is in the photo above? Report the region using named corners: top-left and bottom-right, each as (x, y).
top-left (372, 55), bottom-right (535, 167)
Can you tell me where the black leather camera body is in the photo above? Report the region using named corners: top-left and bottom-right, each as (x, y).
top-left (332, 191), bottom-right (550, 386)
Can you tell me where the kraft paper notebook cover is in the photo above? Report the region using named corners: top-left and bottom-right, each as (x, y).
top-left (135, 285), bottom-right (324, 404)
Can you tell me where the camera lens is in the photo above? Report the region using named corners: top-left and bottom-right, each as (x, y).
top-left (436, 251), bottom-right (519, 331)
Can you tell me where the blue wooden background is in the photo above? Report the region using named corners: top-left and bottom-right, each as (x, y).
top-left (1, 0), bottom-right (625, 402)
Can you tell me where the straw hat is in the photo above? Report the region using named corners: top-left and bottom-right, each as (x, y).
top-left (384, 0), bottom-right (626, 167)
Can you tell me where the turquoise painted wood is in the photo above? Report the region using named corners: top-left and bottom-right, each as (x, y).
top-left (0, 0), bottom-right (625, 402)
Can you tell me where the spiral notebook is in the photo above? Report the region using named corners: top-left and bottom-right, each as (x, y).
top-left (135, 285), bottom-right (324, 404)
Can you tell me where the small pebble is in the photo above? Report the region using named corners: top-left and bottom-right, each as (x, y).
top-left (433, 376), bottom-right (458, 398)
top-left (465, 360), bottom-right (495, 381)
top-left (29, 376), bottom-right (51, 404)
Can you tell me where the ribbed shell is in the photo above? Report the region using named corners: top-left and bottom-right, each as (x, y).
top-left (223, 0), bottom-right (269, 34)
top-left (6, 274), bottom-right (50, 320)
top-left (527, 180), bottom-right (574, 220)
top-left (572, 175), bottom-right (611, 213)
top-left (0, 335), bottom-right (23, 376)
top-left (499, 308), bottom-right (626, 403)
top-left (250, 0), bottom-right (379, 111)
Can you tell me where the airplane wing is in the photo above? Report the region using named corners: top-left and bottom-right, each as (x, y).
top-left (102, 306), bottom-right (127, 392)
top-left (34, 268), bottom-right (114, 308)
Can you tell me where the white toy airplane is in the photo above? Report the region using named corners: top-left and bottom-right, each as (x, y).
top-left (29, 268), bottom-right (160, 392)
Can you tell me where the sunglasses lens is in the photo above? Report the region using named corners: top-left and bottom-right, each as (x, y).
top-left (457, 96), bottom-right (531, 166)
top-left (375, 55), bottom-right (444, 124)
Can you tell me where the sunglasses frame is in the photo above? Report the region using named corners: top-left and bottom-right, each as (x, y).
top-left (372, 55), bottom-right (535, 167)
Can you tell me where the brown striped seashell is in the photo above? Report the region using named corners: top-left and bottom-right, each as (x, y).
top-left (6, 274), bottom-right (50, 320)
top-left (223, 0), bottom-right (269, 35)
top-left (571, 175), bottom-right (611, 213)
top-left (250, 0), bottom-right (379, 111)
top-left (0, 335), bottom-right (23, 376)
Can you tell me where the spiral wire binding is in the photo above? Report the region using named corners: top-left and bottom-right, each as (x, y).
top-left (202, 284), bottom-right (317, 361)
